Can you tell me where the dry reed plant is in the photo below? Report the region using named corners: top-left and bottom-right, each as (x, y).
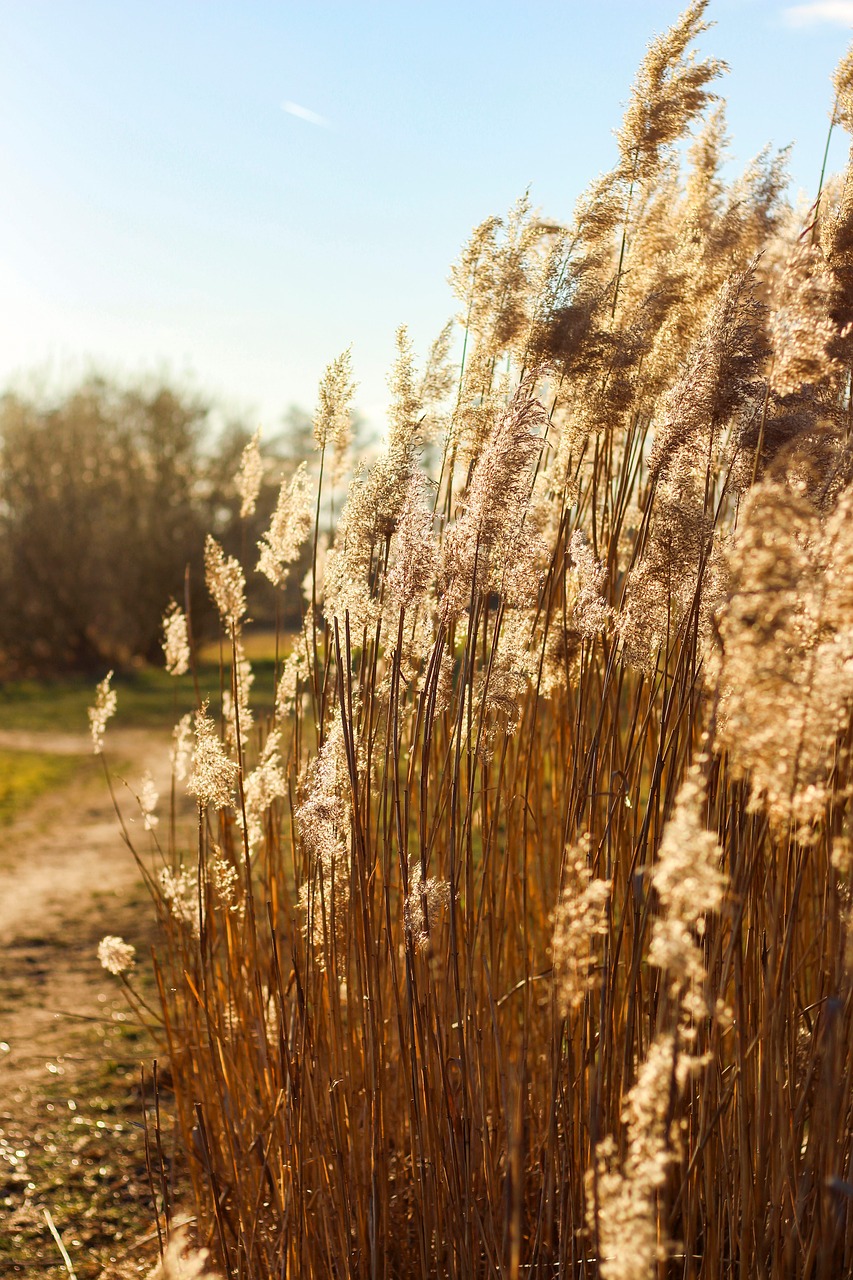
top-left (96, 5), bottom-right (853, 1275)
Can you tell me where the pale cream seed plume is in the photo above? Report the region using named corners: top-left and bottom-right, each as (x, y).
top-left (144, 1224), bottom-right (222, 1279)
top-left (323, 330), bottom-right (425, 633)
top-left (170, 712), bottom-right (193, 781)
top-left (88, 670), bottom-right (117, 755)
top-left (188, 703), bottom-right (239, 810)
top-left (568, 530), bottom-right (614, 639)
top-left (768, 244), bottom-right (841, 395)
top-left (724, 481), bottom-right (853, 835)
top-left (222, 636), bottom-right (254, 750)
top-left (238, 730), bottom-right (287, 851)
top-left (162, 601), bottom-right (191, 676)
top-left (648, 769), bottom-right (726, 1018)
top-left (159, 865), bottom-right (200, 936)
top-left (586, 770), bottom-right (727, 1276)
top-left (235, 427), bottom-right (263, 519)
top-left (586, 1036), bottom-right (678, 1280)
top-left (551, 837), bottom-right (611, 1016)
top-left (97, 935), bottom-right (136, 975)
top-left (404, 861), bottom-right (451, 951)
top-left (257, 461), bottom-right (312, 588)
top-left (210, 852), bottom-right (241, 914)
top-left (439, 374), bottom-right (546, 617)
top-left (275, 625), bottom-right (311, 717)
top-left (138, 771), bottom-right (159, 831)
top-left (204, 535), bottom-right (246, 625)
top-left (314, 347), bottom-right (356, 484)
top-left (296, 721), bottom-right (352, 963)
top-left (832, 40), bottom-right (853, 132)
top-left (385, 473), bottom-right (437, 613)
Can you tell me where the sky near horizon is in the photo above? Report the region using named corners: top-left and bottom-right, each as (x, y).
top-left (0, 1), bottom-right (852, 438)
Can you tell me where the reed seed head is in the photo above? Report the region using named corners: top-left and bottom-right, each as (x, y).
top-left (204, 535), bottom-right (246, 626)
top-left (235, 427), bottom-right (263, 519)
top-left (162, 601), bottom-right (191, 676)
top-left (88, 670), bottom-right (117, 755)
top-left (188, 703), bottom-right (239, 811)
top-left (97, 935), bottom-right (136, 975)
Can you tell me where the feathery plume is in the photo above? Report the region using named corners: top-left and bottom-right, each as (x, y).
top-left (276, 626), bottom-right (311, 717)
top-left (296, 722), bottom-right (352, 963)
top-left (568, 530), bottom-right (614, 638)
top-left (238, 731), bottom-right (286, 851)
top-left (684, 102), bottom-right (727, 235)
top-left (188, 703), bottom-right (239, 810)
top-left (832, 41), bottom-right (853, 133)
top-left (385, 473), bottom-right (437, 613)
top-left (649, 264), bottom-right (767, 476)
top-left (144, 1225), bottom-right (222, 1279)
top-left (617, 2), bottom-right (726, 188)
top-left (235, 427), bottom-right (263, 519)
top-left (551, 838), bottom-right (611, 1015)
top-left (162, 601), bottom-right (191, 676)
top-left (222, 636), bottom-right (254, 750)
top-left (204, 535), bottom-right (246, 626)
top-left (210, 852), bottom-right (241, 914)
top-left (88, 670), bottom-right (117, 755)
top-left (138, 771), bottom-right (159, 831)
top-left (439, 375), bottom-right (546, 615)
top-left (257, 461), bottom-right (312, 588)
top-left (170, 712), bottom-right (193, 782)
top-left (97, 935), bottom-right (136, 976)
top-left (716, 479), bottom-right (853, 836)
top-left (587, 1036), bottom-right (678, 1280)
top-left (159, 866), bottom-right (200, 935)
top-left (768, 244), bottom-right (841, 396)
top-left (586, 768), bottom-right (728, 1276)
top-left (324, 330), bottom-right (424, 631)
top-left (420, 318), bottom-right (456, 413)
top-left (619, 268), bottom-right (767, 670)
top-left (648, 770), bottom-right (726, 1024)
top-left (404, 860), bottom-right (451, 952)
top-left (314, 348), bottom-right (356, 483)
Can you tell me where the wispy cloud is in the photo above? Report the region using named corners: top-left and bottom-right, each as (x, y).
top-left (281, 100), bottom-right (330, 128)
top-left (783, 1), bottom-right (853, 26)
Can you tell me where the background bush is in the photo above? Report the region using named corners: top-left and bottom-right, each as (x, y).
top-left (0, 378), bottom-right (315, 675)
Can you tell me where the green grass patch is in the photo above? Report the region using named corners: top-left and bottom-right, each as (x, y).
top-left (197, 626), bottom-right (284, 664)
top-left (0, 659), bottom-right (278, 735)
top-left (0, 750), bottom-right (83, 823)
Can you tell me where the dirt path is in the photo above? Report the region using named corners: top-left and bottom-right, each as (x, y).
top-left (0, 728), bottom-right (190, 1278)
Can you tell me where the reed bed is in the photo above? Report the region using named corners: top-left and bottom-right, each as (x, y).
top-left (101, 5), bottom-right (853, 1275)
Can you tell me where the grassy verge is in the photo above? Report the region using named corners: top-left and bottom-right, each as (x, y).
top-left (0, 880), bottom-right (187, 1278)
top-left (0, 655), bottom-right (278, 736)
top-left (0, 1023), bottom-right (185, 1279)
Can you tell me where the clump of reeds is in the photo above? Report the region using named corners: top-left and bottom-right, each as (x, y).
top-left (96, 4), bottom-right (853, 1275)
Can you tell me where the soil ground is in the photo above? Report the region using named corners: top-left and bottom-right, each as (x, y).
top-left (0, 728), bottom-right (193, 1279)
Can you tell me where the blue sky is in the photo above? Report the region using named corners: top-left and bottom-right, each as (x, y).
top-left (0, 1), bottom-right (851, 436)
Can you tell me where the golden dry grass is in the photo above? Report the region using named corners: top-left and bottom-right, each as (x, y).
top-left (95, 5), bottom-right (853, 1277)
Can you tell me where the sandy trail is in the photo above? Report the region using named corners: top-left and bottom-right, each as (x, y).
top-left (0, 729), bottom-right (176, 948)
top-left (0, 727), bottom-right (190, 1277)
top-left (0, 726), bottom-right (183, 1072)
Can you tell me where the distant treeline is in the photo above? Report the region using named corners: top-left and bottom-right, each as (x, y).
top-left (0, 377), bottom-right (316, 675)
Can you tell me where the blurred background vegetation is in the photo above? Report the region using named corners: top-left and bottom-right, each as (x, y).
top-left (0, 377), bottom-right (354, 677)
